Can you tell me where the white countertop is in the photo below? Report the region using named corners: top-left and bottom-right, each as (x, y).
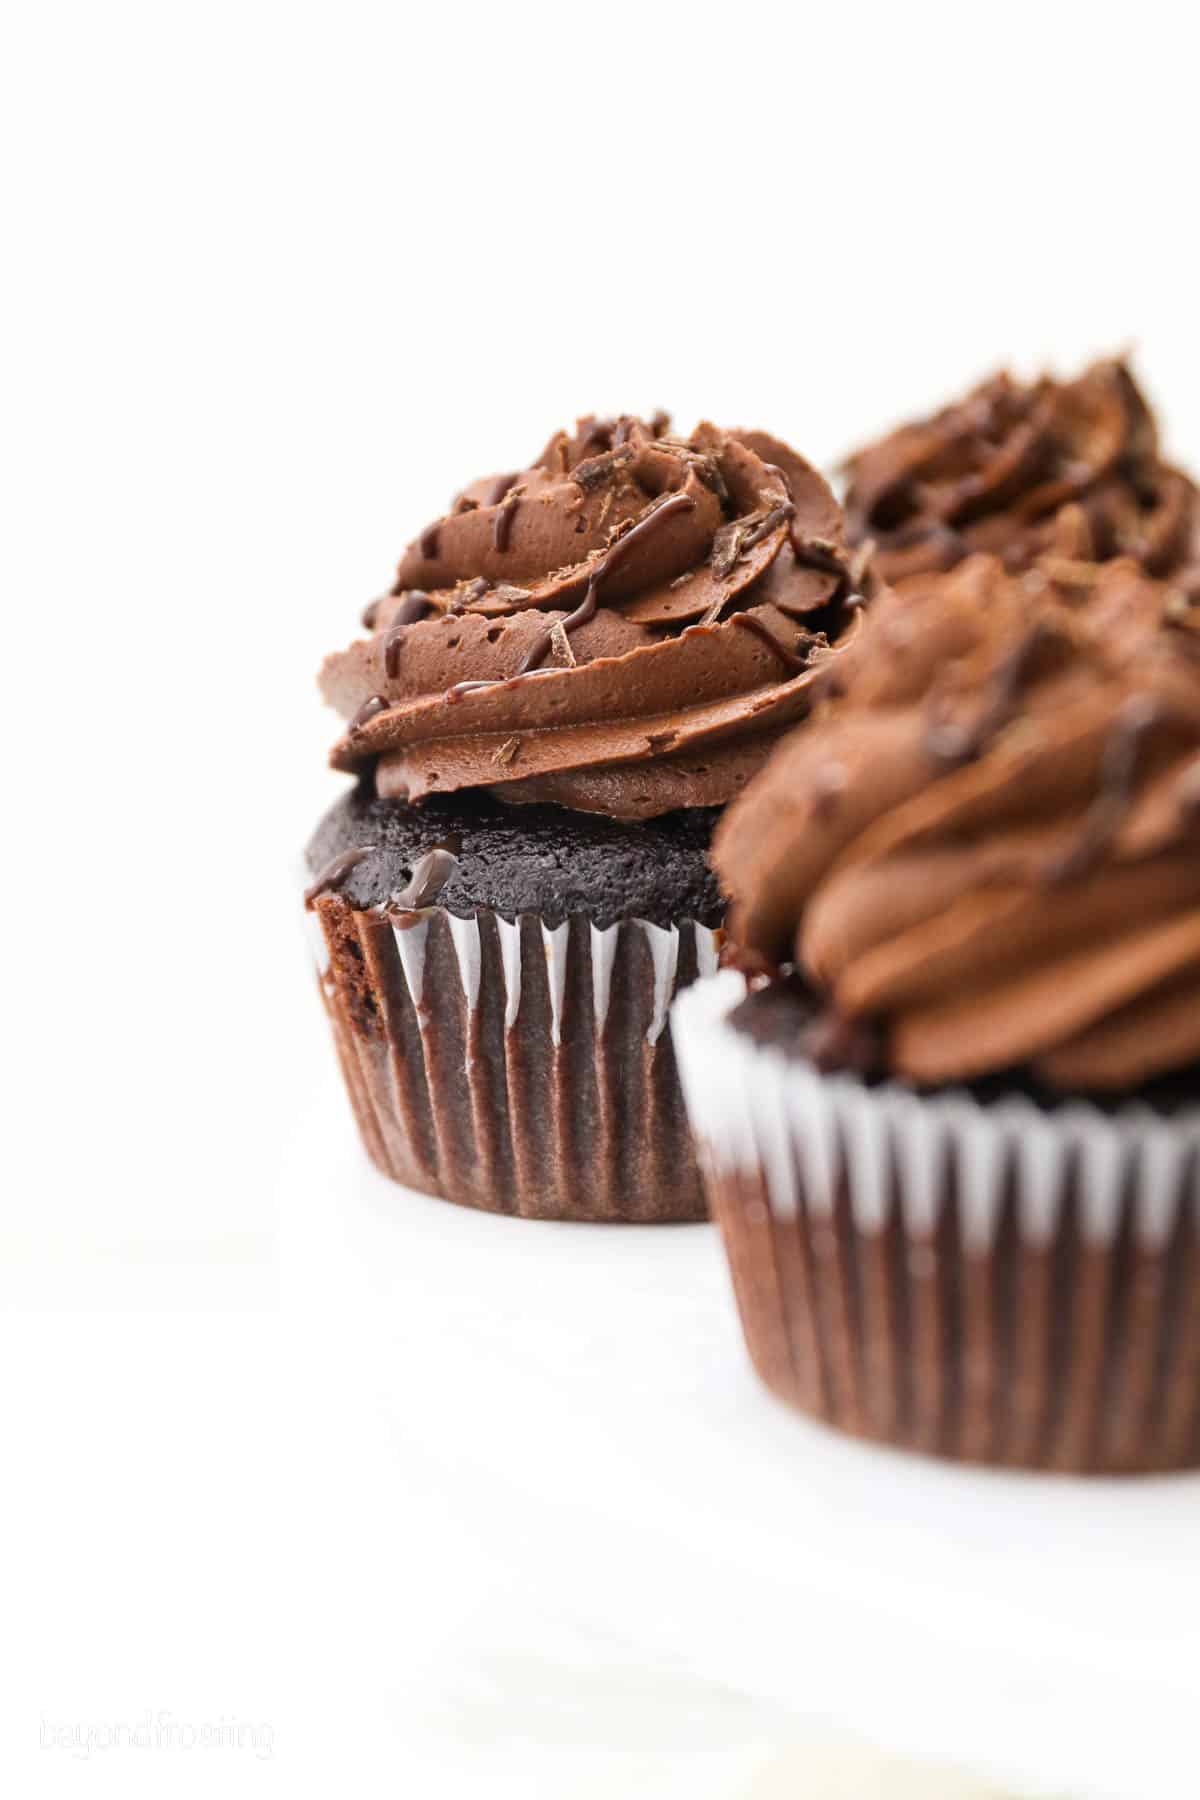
top-left (270, 1085), bottom-right (1200, 1799)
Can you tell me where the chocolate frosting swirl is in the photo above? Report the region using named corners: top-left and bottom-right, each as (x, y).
top-left (844, 357), bottom-right (1200, 590)
top-left (715, 554), bottom-right (1200, 1091)
top-left (320, 415), bottom-right (861, 820)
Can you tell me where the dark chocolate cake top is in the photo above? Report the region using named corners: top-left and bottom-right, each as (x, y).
top-left (306, 786), bottom-right (723, 930)
top-left (318, 414), bottom-right (865, 822)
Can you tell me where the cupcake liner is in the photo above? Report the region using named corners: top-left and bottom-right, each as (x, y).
top-left (305, 885), bottom-right (720, 1221)
top-left (673, 972), bottom-right (1200, 1472)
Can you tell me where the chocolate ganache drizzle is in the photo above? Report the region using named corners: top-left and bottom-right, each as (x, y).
top-left (320, 414), bottom-right (862, 820)
top-left (844, 357), bottom-right (1200, 590)
top-left (715, 553), bottom-right (1200, 1091)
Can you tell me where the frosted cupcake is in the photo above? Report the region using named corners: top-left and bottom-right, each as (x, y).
top-left (673, 553), bottom-right (1200, 1468)
top-left (305, 414), bottom-right (861, 1220)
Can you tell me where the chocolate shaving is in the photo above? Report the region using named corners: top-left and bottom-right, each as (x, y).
top-left (691, 455), bottom-right (732, 513)
top-left (494, 736), bottom-right (521, 766)
top-left (304, 845), bottom-right (374, 906)
top-left (791, 535), bottom-right (848, 579)
top-left (740, 501), bottom-right (796, 554)
top-left (548, 619), bottom-right (577, 666)
top-left (712, 501), bottom-right (793, 578)
top-left (576, 417), bottom-right (615, 456)
top-left (711, 522), bottom-right (746, 581)
top-left (572, 446), bottom-right (633, 493)
top-left (461, 577), bottom-right (492, 606)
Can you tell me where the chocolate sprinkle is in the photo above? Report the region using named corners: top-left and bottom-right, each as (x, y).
top-left (493, 491), bottom-right (521, 551)
top-left (444, 677), bottom-right (501, 703)
top-left (730, 613), bottom-right (814, 674)
top-left (385, 845), bottom-right (461, 912)
top-left (419, 521), bottom-right (441, 560)
top-left (393, 589), bottom-right (433, 625)
top-left (445, 667), bottom-right (560, 703)
top-left (383, 591), bottom-right (435, 678)
top-left (1043, 694), bottom-right (1171, 884)
top-left (348, 693), bottom-right (390, 733)
top-left (925, 621), bottom-right (1051, 766)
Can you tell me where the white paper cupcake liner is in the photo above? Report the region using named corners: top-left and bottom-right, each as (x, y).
top-left (672, 971), bottom-right (1200, 1472)
top-left (305, 887), bottom-right (719, 1222)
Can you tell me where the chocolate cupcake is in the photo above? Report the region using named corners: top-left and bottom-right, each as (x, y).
top-left (305, 413), bottom-right (860, 1220)
top-left (844, 355), bottom-right (1200, 589)
top-left (673, 553), bottom-right (1200, 1467)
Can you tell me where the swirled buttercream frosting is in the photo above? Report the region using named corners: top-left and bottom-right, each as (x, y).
top-left (844, 357), bottom-right (1200, 589)
top-left (319, 414), bottom-right (863, 820)
top-left (715, 553), bottom-right (1200, 1091)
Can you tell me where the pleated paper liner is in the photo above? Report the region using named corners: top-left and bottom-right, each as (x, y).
top-left (673, 972), bottom-right (1200, 1473)
top-left (304, 893), bottom-right (719, 1221)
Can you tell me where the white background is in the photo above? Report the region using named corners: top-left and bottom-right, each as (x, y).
top-left (3, 3), bottom-right (1199, 1794)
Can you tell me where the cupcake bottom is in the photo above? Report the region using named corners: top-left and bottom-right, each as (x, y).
top-left (673, 972), bottom-right (1200, 1473)
top-left (304, 789), bottom-right (722, 1221)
